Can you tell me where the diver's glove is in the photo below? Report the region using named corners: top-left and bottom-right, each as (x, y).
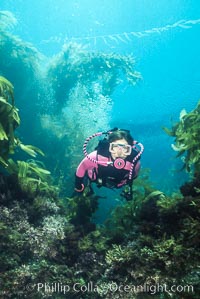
top-left (74, 184), bottom-right (84, 193)
top-left (74, 175), bottom-right (85, 193)
top-left (121, 186), bottom-right (133, 201)
top-left (125, 191), bottom-right (133, 201)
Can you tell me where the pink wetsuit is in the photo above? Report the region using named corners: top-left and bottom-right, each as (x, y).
top-left (75, 151), bottom-right (140, 189)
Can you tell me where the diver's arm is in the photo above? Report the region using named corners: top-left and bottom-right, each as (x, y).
top-left (74, 151), bottom-right (97, 192)
top-left (132, 160), bottom-right (141, 179)
top-left (74, 176), bottom-right (85, 192)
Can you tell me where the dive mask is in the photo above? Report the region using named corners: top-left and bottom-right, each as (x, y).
top-left (109, 143), bottom-right (132, 155)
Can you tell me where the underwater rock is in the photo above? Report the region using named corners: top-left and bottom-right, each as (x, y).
top-left (180, 175), bottom-right (200, 197)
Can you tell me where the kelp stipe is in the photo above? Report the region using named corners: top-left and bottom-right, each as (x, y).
top-left (42, 18), bottom-right (200, 48)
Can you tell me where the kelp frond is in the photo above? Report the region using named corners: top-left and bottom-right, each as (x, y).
top-left (163, 100), bottom-right (200, 173)
top-left (6, 158), bottom-right (52, 195)
top-left (0, 76), bottom-right (48, 191)
top-left (17, 160), bottom-right (50, 180)
top-left (0, 76), bottom-right (14, 105)
top-left (0, 93), bottom-right (20, 162)
top-left (0, 156), bottom-right (8, 167)
top-left (18, 143), bottom-right (45, 158)
top-left (0, 122), bottom-right (8, 141)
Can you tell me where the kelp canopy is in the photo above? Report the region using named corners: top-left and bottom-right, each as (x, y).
top-left (47, 42), bottom-right (141, 112)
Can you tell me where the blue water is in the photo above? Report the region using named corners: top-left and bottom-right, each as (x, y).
top-left (1, 0), bottom-right (200, 201)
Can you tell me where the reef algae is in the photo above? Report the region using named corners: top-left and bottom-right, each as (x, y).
top-left (1, 168), bottom-right (199, 298)
top-left (1, 143), bottom-right (200, 299)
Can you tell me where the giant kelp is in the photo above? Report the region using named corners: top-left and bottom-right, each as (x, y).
top-left (0, 76), bottom-right (18, 167)
top-left (0, 11), bottom-right (42, 89)
top-left (0, 76), bottom-right (20, 166)
top-left (0, 76), bottom-right (54, 196)
top-left (0, 11), bottom-right (45, 147)
top-left (163, 101), bottom-right (200, 198)
top-left (163, 101), bottom-right (200, 174)
top-left (0, 75), bottom-right (43, 170)
top-left (47, 42), bottom-right (141, 112)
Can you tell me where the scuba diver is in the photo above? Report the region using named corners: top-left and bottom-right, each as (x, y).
top-left (74, 128), bottom-right (144, 201)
